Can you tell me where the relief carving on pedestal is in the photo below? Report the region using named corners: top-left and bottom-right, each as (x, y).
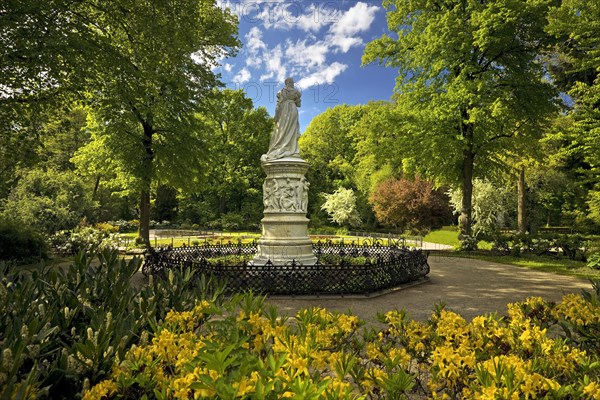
top-left (263, 177), bottom-right (309, 213)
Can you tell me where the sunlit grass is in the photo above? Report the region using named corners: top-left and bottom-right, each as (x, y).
top-left (424, 226), bottom-right (460, 247)
top-left (446, 252), bottom-right (599, 281)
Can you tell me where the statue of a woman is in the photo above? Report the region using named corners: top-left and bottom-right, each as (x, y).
top-left (261, 77), bottom-right (301, 162)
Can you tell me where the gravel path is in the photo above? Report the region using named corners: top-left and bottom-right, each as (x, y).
top-left (266, 255), bottom-right (592, 323)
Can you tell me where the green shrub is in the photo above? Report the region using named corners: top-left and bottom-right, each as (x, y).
top-left (0, 249), bottom-right (223, 399)
top-left (588, 253), bottom-right (600, 270)
top-left (458, 235), bottom-right (478, 251)
top-left (490, 232), bottom-right (588, 260)
top-left (93, 222), bottom-right (119, 233)
top-left (49, 227), bottom-right (120, 256)
top-left (0, 222), bottom-right (47, 263)
top-left (0, 168), bottom-right (93, 234)
top-left (220, 213), bottom-right (245, 231)
top-left (108, 220), bottom-right (138, 233)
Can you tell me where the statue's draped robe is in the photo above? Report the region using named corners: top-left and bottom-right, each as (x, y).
top-left (262, 86), bottom-right (301, 161)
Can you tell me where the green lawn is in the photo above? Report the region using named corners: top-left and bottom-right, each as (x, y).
top-left (424, 226), bottom-right (460, 247)
top-left (423, 226), bottom-right (599, 280)
top-left (456, 253), bottom-right (600, 281)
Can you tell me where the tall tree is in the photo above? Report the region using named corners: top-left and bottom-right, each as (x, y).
top-left (1, 0), bottom-right (118, 193)
top-left (74, 1), bottom-right (239, 247)
top-left (2, 0), bottom-right (239, 245)
top-left (547, 0), bottom-right (600, 226)
top-left (351, 101), bottom-right (404, 195)
top-left (363, 0), bottom-right (558, 239)
top-left (198, 89), bottom-right (271, 222)
top-left (299, 104), bottom-right (368, 222)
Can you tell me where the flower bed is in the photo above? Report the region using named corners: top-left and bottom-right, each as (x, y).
top-left (85, 288), bottom-right (600, 399)
top-left (1, 250), bottom-right (598, 399)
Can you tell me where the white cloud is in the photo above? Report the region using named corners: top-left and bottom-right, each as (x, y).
top-left (330, 2), bottom-right (378, 36)
top-left (233, 67), bottom-right (252, 84)
top-left (295, 62), bottom-right (348, 90)
top-left (328, 36), bottom-right (363, 53)
top-left (247, 2), bottom-right (337, 32)
top-left (224, 2), bottom-right (377, 93)
top-left (245, 27), bottom-right (267, 68)
top-left (327, 2), bottom-right (379, 52)
top-left (289, 4), bottom-right (338, 32)
top-left (284, 39), bottom-right (329, 68)
top-left (263, 45), bottom-right (287, 82)
top-left (246, 27), bottom-right (266, 53)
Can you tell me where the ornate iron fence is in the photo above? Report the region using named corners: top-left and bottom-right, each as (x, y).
top-left (142, 242), bottom-right (429, 295)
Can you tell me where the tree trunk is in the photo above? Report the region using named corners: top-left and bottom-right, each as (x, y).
top-left (459, 150), bottom-right (474, 239)
top-left (459, 118), bottom-right (475, 240)
top-left (517, 167), bottom-right (526, 234)
top-left (219, 196), bottom-right (226, 215)
top-left (139, 188), bottom-right (151, 246)
top-left (92, 176), bottom-right (101, 199)
top-left (138, 122), bottom-right (154, 250)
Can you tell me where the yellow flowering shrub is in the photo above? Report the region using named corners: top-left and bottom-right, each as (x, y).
top-left (84, 290), bottom-right (599, 399)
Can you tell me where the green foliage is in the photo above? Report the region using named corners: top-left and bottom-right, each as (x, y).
top-left (0, 222), bottom-right (47, 263)
top-left (587, 254), bottom-right (600, 270)
top-left (108, 220), bottom-right (138, 233)
top-left (317, 254), bottom-right (377, 266)
top-left (48, 227), bottom-right (120, 256)
top-left (321, 188), bottom-right (362, 228)
top-left (526, 166), bottom-right (585, 230)
top-left (547, 0), bottom-right (600, 233)
top-left (218, 213), bottom-right (247, 232)
top-left (152, 185), bottom-right (179, 223)
top-left (38, 106), bottom-right (90, 172)
top-left (2, 247), bottom-right (599, 398)
top-left (363, 0), bottom-right (558, 237)
top-left (0, 168), bottom-right (93, 234)
top-left (68, 0), bottom-right (240, 246)
top-left (197, 90), bottom-right (271, 224)
top-left (490, 232), bottom-right (588, 260)
top-left (300, 105), bottom-right (368, 191)
top-left (0, 249), bottom-right (223, 399)
top-left (300, 104), bottom-right (370, 221)
top-left (449, 179), bottom-right (516, 239)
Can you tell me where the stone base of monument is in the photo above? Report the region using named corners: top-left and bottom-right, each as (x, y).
top-left (253, 157), bottom-right (317, 266)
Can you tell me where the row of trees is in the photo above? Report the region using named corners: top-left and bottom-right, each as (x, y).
top-left (2, 0), bottom-right (599, 248)
top-left (300, 0), bottom-right (600, 240)
top-left (0, 0), bottom-right (274, 247)
top-left (0, 90), bottom-right (272, 235)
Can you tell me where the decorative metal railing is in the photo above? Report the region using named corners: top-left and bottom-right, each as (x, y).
top-left (142, 241), bottom-right (429, 295)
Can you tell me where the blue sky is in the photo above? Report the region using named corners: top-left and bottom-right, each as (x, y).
top-left (216, 1), bottom-right (399, 132)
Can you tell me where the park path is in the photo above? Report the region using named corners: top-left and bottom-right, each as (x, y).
top-left (266, 255), bottom-right (592, 323)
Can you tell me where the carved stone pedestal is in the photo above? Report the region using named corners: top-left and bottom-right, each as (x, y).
top-left (253, 157), bottom-right (317, 266)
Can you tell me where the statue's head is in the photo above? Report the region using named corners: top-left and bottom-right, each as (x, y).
top-left (284, 77), bottom-right (294, 87)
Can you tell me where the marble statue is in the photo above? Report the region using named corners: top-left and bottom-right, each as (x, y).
top-left (254, 76), bottom-right (316, 265)
top-left (261, 77), bottom-right (301, 161)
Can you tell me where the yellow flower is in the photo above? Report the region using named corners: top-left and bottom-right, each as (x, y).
top-left (235, 376), bottom-right (255, 396)
top-left (545, 378), bottom-right (561, 392)
top-left (82, 379), bottom-right (118, 400)
top-left (582, 380), bottom-right (600, 399)
top-left (288, 355), bottom-right (309, 376)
